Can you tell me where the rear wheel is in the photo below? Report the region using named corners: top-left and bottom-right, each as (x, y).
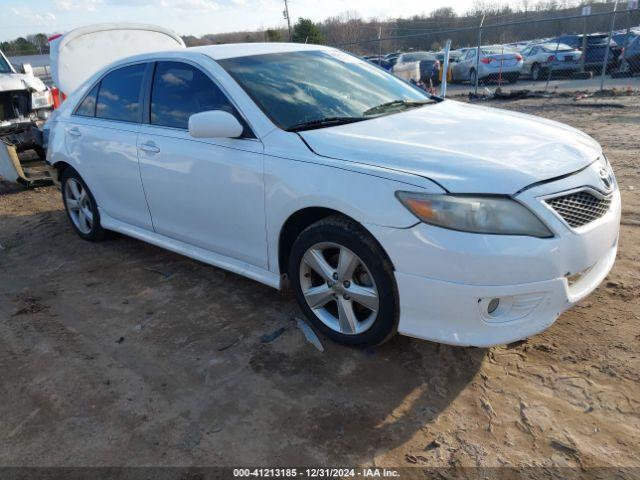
top-left (469, 69), bottom-right (477, 85)
top-left (61, 168), bottom-right (106, 242)
top-left (289, 216), bottom-right (398, 347)
top-left (531, 63), bottom-right (542, 81)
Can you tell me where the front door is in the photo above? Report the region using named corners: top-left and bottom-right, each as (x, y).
top-left (137, 61), bottom-right (268, 269)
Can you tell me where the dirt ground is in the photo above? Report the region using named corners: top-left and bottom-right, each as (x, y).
top-left (0, 94), bottom-right (639, 472)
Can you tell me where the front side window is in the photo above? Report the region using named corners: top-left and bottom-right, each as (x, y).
top-left (218, 50), bottom-right (432, 131)
top-left (96, 63), bottom-right (146, 122)
top-left (150, 61), bottom-right (236, 129)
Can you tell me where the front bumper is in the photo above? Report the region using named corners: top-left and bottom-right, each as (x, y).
top-left (366, 166), bottom-right (621, 347)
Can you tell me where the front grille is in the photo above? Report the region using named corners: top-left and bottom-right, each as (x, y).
top-left (545, 191), bottom-right (612, 228)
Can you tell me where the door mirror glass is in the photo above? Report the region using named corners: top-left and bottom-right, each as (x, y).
top-left (188, 110), bottom-right (244, 139)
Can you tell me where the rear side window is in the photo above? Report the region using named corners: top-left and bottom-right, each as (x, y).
top-left (75, 84), bottom-right (99, 117)
top-left (96, 63), bottom-right (146, 123)
top-left (150, 61), bottom-right (236, 129)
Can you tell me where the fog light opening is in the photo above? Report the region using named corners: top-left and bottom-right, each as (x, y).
top-left (487, 298), bottom-right (500, 315)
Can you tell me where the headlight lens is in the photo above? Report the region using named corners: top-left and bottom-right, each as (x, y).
top-left (396, 192), bottom-right (553, 238)
top-left (31, 90), bottom-right (53, 110)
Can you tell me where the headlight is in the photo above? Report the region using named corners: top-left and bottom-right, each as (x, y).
top-left (396, 192), bottom-right (553, 238)
top-left (31, 90), bottom-right (53, 110)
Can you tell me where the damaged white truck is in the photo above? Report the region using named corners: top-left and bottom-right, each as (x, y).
top-left (0, 48), bottom-right (54, 185)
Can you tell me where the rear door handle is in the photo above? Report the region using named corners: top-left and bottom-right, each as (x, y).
top-left (138, 142), bottom-right (160, 154)
top-left (68, 127), bottom-right (81, 137)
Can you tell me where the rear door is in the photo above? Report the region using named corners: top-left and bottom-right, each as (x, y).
top-left (137, 60), bottom-right (268, 268)
top-left (64, 62), bottom-right (153, 229)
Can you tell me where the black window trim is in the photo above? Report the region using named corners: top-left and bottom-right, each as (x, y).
top-left (72, 60), bottom-right (149, 125)
top-left (143, 58), bottom-right (256, 140)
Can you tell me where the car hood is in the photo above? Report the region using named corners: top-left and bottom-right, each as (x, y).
top-left (0, 73), bottom-right (47, 93)
top-left (299, 100), bottom-right (601, 194)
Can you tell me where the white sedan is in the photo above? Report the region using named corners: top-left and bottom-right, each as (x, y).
top-left (520, 43), bottom-right (582, 80)
top-left (46, 43), bottom-right (620, 347)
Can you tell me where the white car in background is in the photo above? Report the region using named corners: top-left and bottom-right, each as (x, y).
top-left (451, 46), bottom-right (523, 84)
top-left (391, 51), bottom-right (441, 85)
top-left (46, 33), bottom-right (620, 348)
top-left (520, 42), bottom-right (582, 80)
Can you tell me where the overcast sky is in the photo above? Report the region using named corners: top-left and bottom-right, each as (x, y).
top-left (3, 0), bottom-right (483, 42)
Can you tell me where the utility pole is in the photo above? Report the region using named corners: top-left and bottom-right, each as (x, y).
top-left (283, 0), bottom-right (292, 41)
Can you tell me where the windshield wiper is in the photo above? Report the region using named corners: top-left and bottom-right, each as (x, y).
top-left (286, 116), bottom-right (368, 132)
top-left (363, 99), bottom-right (437, 116)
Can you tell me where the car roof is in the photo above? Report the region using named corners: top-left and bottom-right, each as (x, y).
top-left (108, 42), bottom-right (336, 66)
top-left (191, 42), bottom-right (334, 60)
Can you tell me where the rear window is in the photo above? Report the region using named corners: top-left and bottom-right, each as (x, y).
top-left (541, 44), bottom-right (574, 52)
top-left (402, 53), bottom-right (435, 62)
top-left (75, 84), bottom-right (99, 117)
top-left (482, 47), bottom-right (516, 55)
top-left (587, 36), bottom-right (609, 45)
top-left (96, 63), bottom-right (146, 123)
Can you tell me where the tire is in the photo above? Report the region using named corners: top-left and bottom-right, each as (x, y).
top-left (289, 215), bottom-right (399, 347)
top-left (469, 69), bottom-right (477, 85)
top-left (531, 63), bottom-right (541, 81)
top-left (60, 168), bottom-right (106, 242)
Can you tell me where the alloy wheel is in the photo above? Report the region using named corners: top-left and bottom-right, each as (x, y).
top-left (299, 242), bottom-right (379, 335)
top-left (532, 64), bottom-right (540, 81)
top-left (64, 178), bottom-right (94, 234)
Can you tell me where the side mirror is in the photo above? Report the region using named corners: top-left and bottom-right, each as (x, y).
top-left (188, 110), bottom-right (243, 139)
top-left (20, 63), bottom-right (34, 76)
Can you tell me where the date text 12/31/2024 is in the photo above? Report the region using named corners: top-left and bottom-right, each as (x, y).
top-left (233, 468), bottom-right (401, 478)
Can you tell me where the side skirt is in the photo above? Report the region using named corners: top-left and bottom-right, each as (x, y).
top-left (99, 208), bottom-right (282, 290)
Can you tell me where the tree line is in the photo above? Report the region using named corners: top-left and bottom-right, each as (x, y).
top-left (1, 34), bottom-right (50, 56)
top-left (2, 0), bottom-right (635, 59)
top-left (183, 0), bottom-right (635, 55)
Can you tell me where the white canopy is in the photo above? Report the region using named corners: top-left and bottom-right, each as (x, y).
top-left (50, 23), bottom-right (185, 95)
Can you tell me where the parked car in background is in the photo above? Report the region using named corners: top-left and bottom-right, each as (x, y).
top-left (451, 46), bottom-right (523, 84)
top-left (392, 51), bottom-right (441, 85)
top-left (550, 33), bottom-right (620, 72)
top-left (384, 52), bottom-right (401, 68)
top-left (366, 56), bottom-right (393, 71)
top-left (615, 33), bottom-right (640, 74)
top-left (520, 42), bottom-right (581, 80)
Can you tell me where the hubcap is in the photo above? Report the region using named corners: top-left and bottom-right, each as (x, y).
top-left (299, 242), bottom-right (379, 335)
top-left (64, 178), bottom-right (94, 234)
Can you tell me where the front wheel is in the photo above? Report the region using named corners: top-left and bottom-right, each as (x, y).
top-left (289, 216), bottom-right (399, 347)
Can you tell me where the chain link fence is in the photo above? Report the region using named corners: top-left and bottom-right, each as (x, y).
top-left (335, 6), bottom-right (640, 97)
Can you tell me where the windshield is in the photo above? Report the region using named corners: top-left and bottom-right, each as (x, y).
top-left (218, 50), bottom-right (431, 131)
top-left (0, 55), bottom-right (12, 74)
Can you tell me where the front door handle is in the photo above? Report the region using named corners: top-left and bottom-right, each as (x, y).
top-left (68, 127), bottom-right (81, 137)
top-left (138, 142), bottom-right (160, 154)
